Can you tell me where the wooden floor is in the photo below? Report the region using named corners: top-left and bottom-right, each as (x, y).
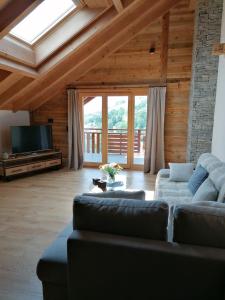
top-left (0, 168), bottom-right (156, 300)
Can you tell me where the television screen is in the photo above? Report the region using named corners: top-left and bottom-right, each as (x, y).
top-left (11, 125), bottom-right (53, 154)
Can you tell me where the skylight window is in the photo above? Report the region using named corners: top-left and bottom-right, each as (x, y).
top-left (10, 0), bottom-right (76, 44)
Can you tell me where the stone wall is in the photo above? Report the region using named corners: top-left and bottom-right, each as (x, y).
top-left (187, 0), bottom-right (223, 163)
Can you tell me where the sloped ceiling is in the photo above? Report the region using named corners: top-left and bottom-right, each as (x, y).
top-left (0, 0), bottom-right (195, 111)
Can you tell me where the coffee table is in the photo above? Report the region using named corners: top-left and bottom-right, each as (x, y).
top-left (90, 174), bottom-right (127, 193)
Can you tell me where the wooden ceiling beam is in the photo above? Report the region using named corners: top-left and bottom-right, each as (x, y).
top-left (34, 6), bottom-right (105, 66)
top-left (83, 0), bottom-right (112, 8)
top-left (14, 0), bottom-right (182, 110)
top-left (0, 72), bottom-right (22, 96)
top-left (112, 0), bottom-right (124, 13)
top-left (0, 57), bottom-right (38, 78)
top-left (9, 7), bottom-right (117, 106)
top-left (0, 69), bottom-right (11, 81)
top-left (0, 36), bottom-right (36, 67)
top-left (0, 0), bottom-right (44, 40)
top-left (0, 76), bottom-right (34, 109)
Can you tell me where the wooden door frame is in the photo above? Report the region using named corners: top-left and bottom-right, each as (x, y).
top-left (78, 87), bottom-right (148, 170)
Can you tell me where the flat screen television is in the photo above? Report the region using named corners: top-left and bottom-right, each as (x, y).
top-left (11, 125), bottom-right (53, 154)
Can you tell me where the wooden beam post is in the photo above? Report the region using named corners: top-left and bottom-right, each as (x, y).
top-left (112, 0), bottom-right (123, 13)
top-left (212, 43), bottom-right (225, 56)
top-left (160, 12), bottom-right (170, 83)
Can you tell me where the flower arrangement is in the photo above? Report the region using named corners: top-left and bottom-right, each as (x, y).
top-left (99, 162), bottom-right (123, 181)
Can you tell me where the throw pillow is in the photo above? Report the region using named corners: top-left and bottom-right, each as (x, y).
top-left (188, 165), bottom-right (208, 195)
top-left (192, 178), bottom-right (218, 202)
top-left (169, 163), bottom-right (194, 182)
top-left (73, 196), bottom-right (168, 241)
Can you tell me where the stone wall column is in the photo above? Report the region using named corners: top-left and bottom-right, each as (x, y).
top-left (187, 0), bottom-right (223, 163)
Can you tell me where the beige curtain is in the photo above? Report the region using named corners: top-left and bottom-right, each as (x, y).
top-left (67, 89), bottom-right (83, 170)
top-left (144, 87), bottom-right (166, 174)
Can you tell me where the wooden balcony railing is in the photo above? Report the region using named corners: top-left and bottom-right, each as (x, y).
top-left (84, 128), bottom-right (146, 155)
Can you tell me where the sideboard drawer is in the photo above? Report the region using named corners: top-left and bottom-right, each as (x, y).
top-left (5, 165), bottom-right (28, 176)
top-left (28, 162), bottom-right (46, 171)
top-left (45, 159), bottom-right (61, 168)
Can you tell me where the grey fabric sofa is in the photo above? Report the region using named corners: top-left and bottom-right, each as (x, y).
top-left (154, 153), bottom-right (225, 206)
top-left (37, 193), bottom-right (225, 300)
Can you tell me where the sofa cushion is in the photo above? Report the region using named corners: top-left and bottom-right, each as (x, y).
top-left (173, 204), bottom-right (225, 249)
top-left (73, 196), bottom-right (168, 241)
top-left (209, 166), bottom-right (225, 191)
top-left (169, 163), bottom-right (193, 182)
top-left (188, 165), bottom-right (208, 195)
top-left (37, 223), bottom-right (73, 284)
top-left (82, 190), bottom-right (145, 200)
top-left (197, 153), bottom-right (222, 173)
top-left (154, 175), bottom-right (193, 206)
top-left (192, 178), bottom-right (218, 202)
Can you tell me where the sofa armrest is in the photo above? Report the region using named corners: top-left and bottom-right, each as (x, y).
top-left (67, 230), bottom-right (225, 300)
top-left (157, 168), bottom-right (170, 178)
top-left (174, 204), bottom-right (225, 248)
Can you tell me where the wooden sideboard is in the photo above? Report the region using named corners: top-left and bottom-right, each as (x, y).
top-left (0, 151), bottom-right (62, 180)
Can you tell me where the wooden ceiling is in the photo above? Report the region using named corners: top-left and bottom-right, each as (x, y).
top-left (0, 0), bottom-right (195, 111)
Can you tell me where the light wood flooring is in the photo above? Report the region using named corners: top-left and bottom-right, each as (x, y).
top-left (0, 168), bottom-right (156, 300)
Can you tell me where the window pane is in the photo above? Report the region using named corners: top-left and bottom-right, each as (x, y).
top-left (10, 0), bottom-right (75, 44)
top-left (83, 96), bottom-right (102, 163)
top-left (107, 96), bottom-right (128, 164)
top-left (134, 96), bottom-right (147, 165)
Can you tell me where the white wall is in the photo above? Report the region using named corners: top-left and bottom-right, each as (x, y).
top-left (212, 0), bottom-right (225, 161)
top-left (0, 110), bottom-right (30, 154)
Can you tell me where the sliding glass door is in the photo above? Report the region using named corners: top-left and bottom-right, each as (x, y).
top-left (81, 90), bottom-right (147, 169)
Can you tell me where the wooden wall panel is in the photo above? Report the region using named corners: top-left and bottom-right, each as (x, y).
top-left (31, 0), bottom-right (195, 164)
top-left (165, 81), bottom-right (190, 164)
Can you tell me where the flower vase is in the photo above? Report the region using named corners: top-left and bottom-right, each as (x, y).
top-left (107, 174), bottom-right (115, 184)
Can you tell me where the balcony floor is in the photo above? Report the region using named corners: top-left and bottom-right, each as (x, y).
top-left (84, 153), bottom-right (144, 165)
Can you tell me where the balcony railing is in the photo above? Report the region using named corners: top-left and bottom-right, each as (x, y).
top-left (84, 128), bottom-right (146, 155)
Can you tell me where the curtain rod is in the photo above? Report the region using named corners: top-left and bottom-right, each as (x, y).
top-left (66, 83), bottom-right (167, 90)
top-left (66, 79), bottom-right (189, 90)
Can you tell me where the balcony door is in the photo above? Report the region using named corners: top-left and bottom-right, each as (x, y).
top-left (107, 96), bottom-right (129, 166)
top-left (81, 90), bottom-right (147, 170)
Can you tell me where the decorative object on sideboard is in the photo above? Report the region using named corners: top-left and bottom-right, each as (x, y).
top-left (2, 152), bottom-right (9, 160)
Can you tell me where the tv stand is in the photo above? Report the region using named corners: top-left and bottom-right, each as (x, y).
top-left (0, 151), bottom-right (62, 180)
